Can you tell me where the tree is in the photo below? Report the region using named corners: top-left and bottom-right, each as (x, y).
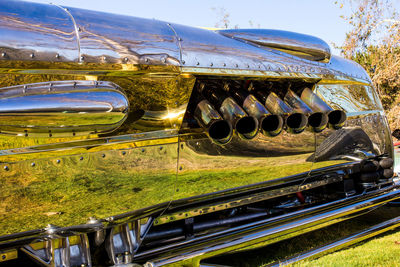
top-left (336, 0), bottom-right (400, 114)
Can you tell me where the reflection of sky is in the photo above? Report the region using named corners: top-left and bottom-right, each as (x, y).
top-left (0, 92), bottom-right (127, 113)
top-left (27, 0), bottom-right (363, 55)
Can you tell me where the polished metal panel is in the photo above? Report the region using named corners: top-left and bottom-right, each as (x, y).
top-left (170, 23), bottom-right (331, 76)
top-left (0, 2), bottom-right (394, 264)
top-left (217, 29), bottom-right (331, 62)
top-left (0, 80), bottom-right (129, 136)
top-left (0, 1), bottom-right (78, 62)
top-left (0, 140), bottom-right (178, 237)
top-left (310, 84), bottom-right (392, 173)
top-left (0, 73), bottom-right (194, 152)
top-left (64, 7), bottom-right (181, 65)
top-left (175, 130), bottom-right (316, 203)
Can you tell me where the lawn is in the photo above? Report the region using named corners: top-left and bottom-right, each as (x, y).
top-left (207, 206), bottom-right (400, 267)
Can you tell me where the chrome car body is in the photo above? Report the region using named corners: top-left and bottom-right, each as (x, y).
top-left (0, 1), bottom-right (397, 266)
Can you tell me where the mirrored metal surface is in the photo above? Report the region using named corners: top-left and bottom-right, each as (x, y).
top-left (310, 84), bottom-right (392, 174)
top-left (0, 141), bottom-right (178, 237)
top-left (65, 6), bottom-right (181, 65)
top-left (175, 131), bottom-right (316, 203)
top-left (217, 29), bottom-right (331, 62)
top-left (0, 0), bottom-right (78, 62)
top-left (0, 80), bottom-right (129, 136)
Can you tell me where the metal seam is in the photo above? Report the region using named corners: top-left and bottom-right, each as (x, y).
top-left (166, 23), bottom-right (183, 68)
top-left (52, 4), bottom-right (82, 63)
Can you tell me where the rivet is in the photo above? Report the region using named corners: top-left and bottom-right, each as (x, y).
top-left (1, 52), bottom-right (6, 57)
top-left (247, 64), bottom-right (250, 68)
top-left (196, 62), bottom-right (200, 65)
top-left (122, 151), bottom-right (126, 156)
top-left (78, 27), bottom-right (82, 32)
top-left (23, 85), bottom-right (27, 93)
top-left (80, 156), bottom-right (84, 161)
top-left (80, 56), bottom-right (85, 61)
top-left (31, 162), bottom-right (36, 167)
top-left (55, 53), bottom-right (60, 59)
top-left (159, 146), bottom-right (163, 150)
top-left (235, 64), bottom-right (238, 68)
top-left (2, 255), bottom-right (6, 260)
top-left (223, 63), bottom-right (226, 67)
top-left (178, 38), bottom-right (182, 41)
top-left (210, 62), bottom-right (213, 66)
top-left (258, 65), bottom-right (261, 69)
top-left (179, 166), bottom-right (183, 170)
top-left (141, 148), bottom-right (145, 152)
top-left (124, 57), bottom-right (129, 62)
top-left (30, 53), bottom-right (35, 58)
top-left (145, 58), bottom-right (149, 62)
top-left (182, 60), bottom-right (185, 64)
top-left (4, 166), bottom-right (9, 171)
top-left (180, 144), bottom-right (184, 149)
top-left (56, 159), bottom-right (61, 164)
top-left (102, 56), bottom-right (107, 61)
top-left (102, 154), bottom-right (106, 158)
top-left (49, 133), bottom-right (52, 137)
top-left (162, 58), bottom-right (167, 63)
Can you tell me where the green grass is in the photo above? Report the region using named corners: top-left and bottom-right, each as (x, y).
top-left (206, 207), bottom-right (400, 267)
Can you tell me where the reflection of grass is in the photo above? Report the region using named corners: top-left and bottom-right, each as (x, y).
top-left (0, 144), bottom-right (178, 236)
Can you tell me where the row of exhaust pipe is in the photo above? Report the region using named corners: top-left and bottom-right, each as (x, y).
top-left (194, 82), bottom-right (347, 145)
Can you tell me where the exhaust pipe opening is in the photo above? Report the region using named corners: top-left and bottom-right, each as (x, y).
top-left (226, 84), bottom-right (280, 138)
top-left (201, 84), bottom-right (259, 140)
top-left (194, 99), bottom-right (233, 145)
top-left (235, 116), bottom-right (259, 140)
top-left (284, 89), bottom-right (328, 133)
top-left (308, 112), bottom-right (329, 133)
top-left (300, 87), bottom-right (347, 129)
top-left (260, 114), bottom-right (284, 137)
top-left (328, 110), bottom-right (347, 129)
top-left (286, 113), bottom-right (308, 133)
top-left (208, 120), bottom-right (233, 144)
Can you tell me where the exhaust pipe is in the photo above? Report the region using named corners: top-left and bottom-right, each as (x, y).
top-left (194, 100), bottom-right (233, 145)
top-left (227, 85), bottom-right (283, 137)
top-left (284, 89), bottom-right (328, 133)
top-left (300, 87), bottom-right (347, 129)
top-left (254, 90), bottom-right (307, 134)
top-left (201, 84), bottom-right (259, 140)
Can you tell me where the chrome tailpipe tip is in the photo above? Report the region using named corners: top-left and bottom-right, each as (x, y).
top-left (235, 116), bottom-right (259, 140)
top-left (260, 114), bottom-right (284, 137)
top-left (308, 112), bottom-right (329, 133)
top-left (208, 120), bottom-right (233, 145)
top-left (328, 110), bottom-right (347, 129)
top-left (286, 113), bottom-right (308, 134)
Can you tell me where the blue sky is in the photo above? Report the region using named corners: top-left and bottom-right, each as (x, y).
top-left (27, 0), bottom-right (398, 55)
